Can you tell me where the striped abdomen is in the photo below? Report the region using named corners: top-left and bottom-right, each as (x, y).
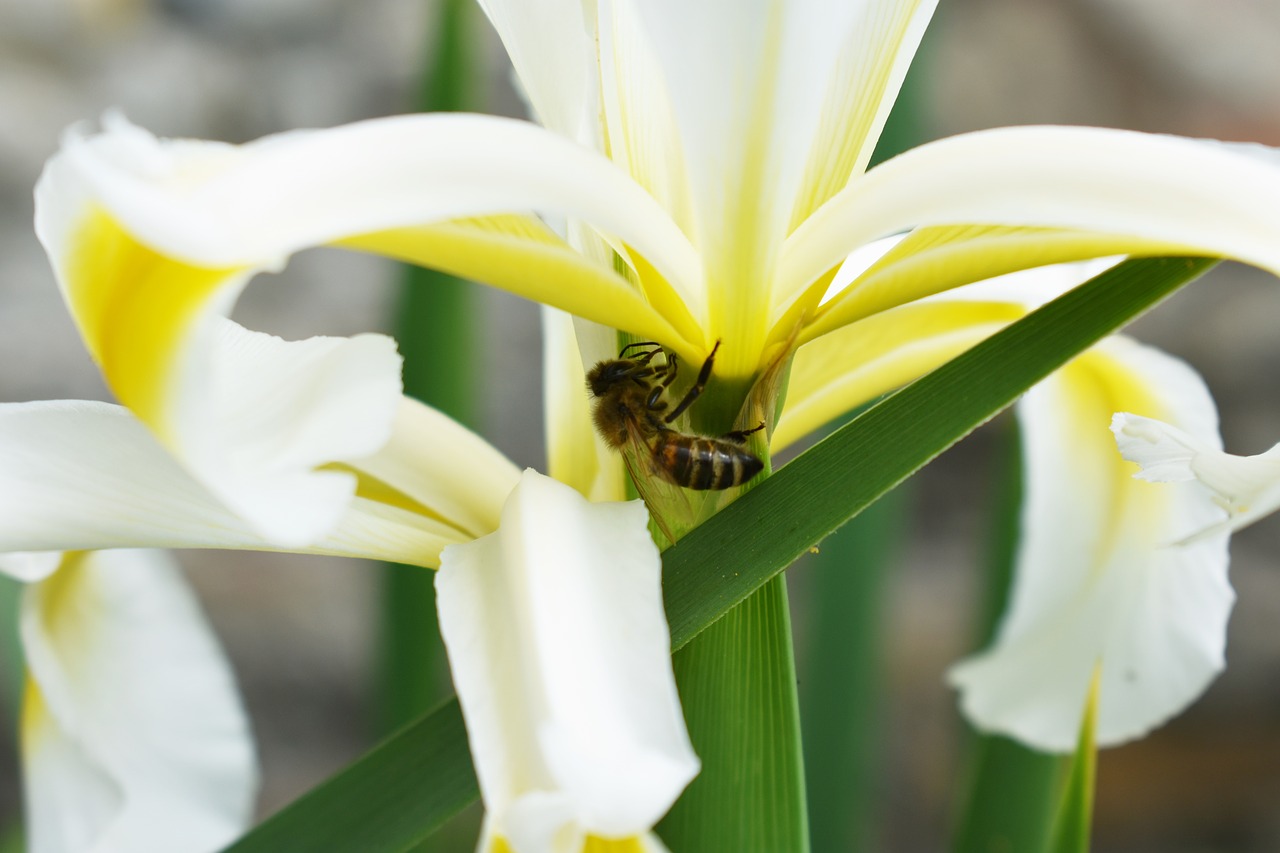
top-left (654, 432), bottom-right (764, 490)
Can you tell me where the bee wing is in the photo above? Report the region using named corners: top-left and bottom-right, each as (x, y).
top-left (617, 428), bottom-right (695, 549)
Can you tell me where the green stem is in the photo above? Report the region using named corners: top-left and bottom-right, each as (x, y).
top-left (658, 575), bottom-right (809, 852)
top-left (376, 0), bottom-right (477, 735)
top-left (952, 420), bottom-right (1064, 853)
top-left (800, 484), bottom-right (908, 851)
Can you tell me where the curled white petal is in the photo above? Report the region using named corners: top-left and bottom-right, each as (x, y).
top-left (1114, 412), bottom-right (1280, 540)
top-left (21, 550), bottom-right (256, 853)
top-left (949, 337), bottom-right (1233, 751)
top-left (782, 127), bottom-right (1280, 297)
top-left (436, 470), bottom-right (697, 848)
top-left (43, 112), bottom-right (697, 294)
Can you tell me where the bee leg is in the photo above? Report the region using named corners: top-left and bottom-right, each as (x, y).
top-left (664, 339), bottom-right (721, 423)
top-left (656, 353), bottom-right (679, 390)
top-left (645, 383), bottom-right (668, 413)
top-left (721, 422), bottom-right (766, 444)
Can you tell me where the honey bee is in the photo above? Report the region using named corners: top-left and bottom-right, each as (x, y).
top-left (587, 340), bottom-right (764, 519)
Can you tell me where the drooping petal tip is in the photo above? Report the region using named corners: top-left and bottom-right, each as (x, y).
top-left (1114, 411), bottom-right (1280, 539)
top-left (950, 337), bottom-right (1233, 752)
top-left (21, 550), bottom-right (257, 853)
top-left (437, 469), bottom-right (696, 850)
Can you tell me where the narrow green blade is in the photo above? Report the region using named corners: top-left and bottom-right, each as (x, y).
top-left (1046, 678), bottom-right (1100, 853)
top-left (799, 485), bottom-right (908, 851)
top-left (226, 257), bottom-right (1215, 851)
top-left (953, 422), bottom-right (1064, 853)
top-left (223, 698), bottom-right (477, 852)
top-left (661, 258), bottom-right (1215, 648)
top-left (377, 0), bottom-right (480, 737)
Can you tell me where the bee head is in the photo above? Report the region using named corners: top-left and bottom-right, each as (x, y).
top-left (585, 359), bottom-right (634, 397)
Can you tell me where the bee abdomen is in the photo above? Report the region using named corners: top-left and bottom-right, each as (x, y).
top-left (657, 434), bottom-right (764, 490)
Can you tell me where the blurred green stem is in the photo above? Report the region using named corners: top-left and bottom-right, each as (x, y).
top-left (799, 484), bottom-right (908, 851)
top-left (377, 0), bottom-right (478, 736)
top-left (952, 421), bottom-right (1065, 853)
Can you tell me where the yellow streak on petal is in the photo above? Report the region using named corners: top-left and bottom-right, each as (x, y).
top-left (1056, 350), bottom-right (1169, 571)
top-left (774, 301), bottom-right (1024, 451)
top-left (786, 0), bottom-right (932, 230)
top-left (796, 224), bottom-right (1191, 345)
top-left (330, 463), bottom-right (474, 543)
top-left (583, 835), bottom-right (648, 853)
top-left (20, 674), bottom-right (51, 758)
top-left (489, 835), bottom-right (649, 853)
top-left (336, 216), bottom-right (698, 360)
top-left (65, 208), bottom-right (242, 439)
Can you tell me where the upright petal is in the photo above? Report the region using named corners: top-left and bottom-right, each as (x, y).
top-left (785, 0), bottom-right (938, 229)
top-left (474, 0), bottom-right (597, 142)
top-left (949, 337), bottom-right (1233, 751)
top-left (596, 0), bottom-right (695, 238)
top-left (541, 308), bottom-right (627, 503)
top-left (21, 550), bottom-right (256, 853)
top-left (437, 470), bottom-right (697, 850)
top-left (631, 0), bottom-right (874, 372)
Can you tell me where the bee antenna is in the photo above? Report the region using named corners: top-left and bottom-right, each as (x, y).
top-left (618, 341), bottom-right (663, 359)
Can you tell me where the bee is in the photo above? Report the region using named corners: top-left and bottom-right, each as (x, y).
top-left (586, 340), bottom-right (765, 506)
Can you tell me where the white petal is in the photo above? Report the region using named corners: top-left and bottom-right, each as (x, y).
top-left (0, 400), bottom-right (457, 567)
top-left (351, 396), bottom-right (521, 540)
top-left (188, 320), bottom-right (403, 546)
top-left (633, 0), bottom-right (870, 254)
top-left (786, 0), bottom-right (938, 227)
top-left (782, 127), bottom-right (1280, 297)
top-left (0, 553), bottom-right (63, 584)
top-left (21, 550), bottom-right (256, 853)
top-left (474, 0), bottom-right (597, 142)
top-left (776, 258), bottom-right (1120, 449)
top-left (630, 0), bottom-right (876, 365)
top-left (541, 308), bottom-right (627, 503)
top-left (596, 0), bottom-right (695, 238)
top-left (1114, 413), bottom-right (1280, 539)
top-left (949, 337), bottom-right (1233, 750)
top-left (43, 112), bottom-right (697, 295)
top-left (436, 470), bottom-right (697, 844)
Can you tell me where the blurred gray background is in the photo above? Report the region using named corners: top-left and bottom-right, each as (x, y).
top-left (1, 0), bottom-right (1279, 850)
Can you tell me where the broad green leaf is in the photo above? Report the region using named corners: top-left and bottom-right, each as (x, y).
top-left (657, 577), bottom-right (809, 853)
top-left (225, 257), bottom-right (1215, 851)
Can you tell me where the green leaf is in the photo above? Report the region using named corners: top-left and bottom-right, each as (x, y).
top-left (223, 697), bottom-right (477, 853)
top-left (224, 257), bottom-right (1215, 851)
top-left (800, 482), bottom-right (908, 851)
top-left (377, 0), bottom-right (480, 739)
top-left (953, 421), bottom-right (1065, 853)
top-left (1046, 677), bottom-right (1100, 853)
top-left (661, 257), bottom-right (1215, 649)
top-left (657, 577), bottom-right (809, 853)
